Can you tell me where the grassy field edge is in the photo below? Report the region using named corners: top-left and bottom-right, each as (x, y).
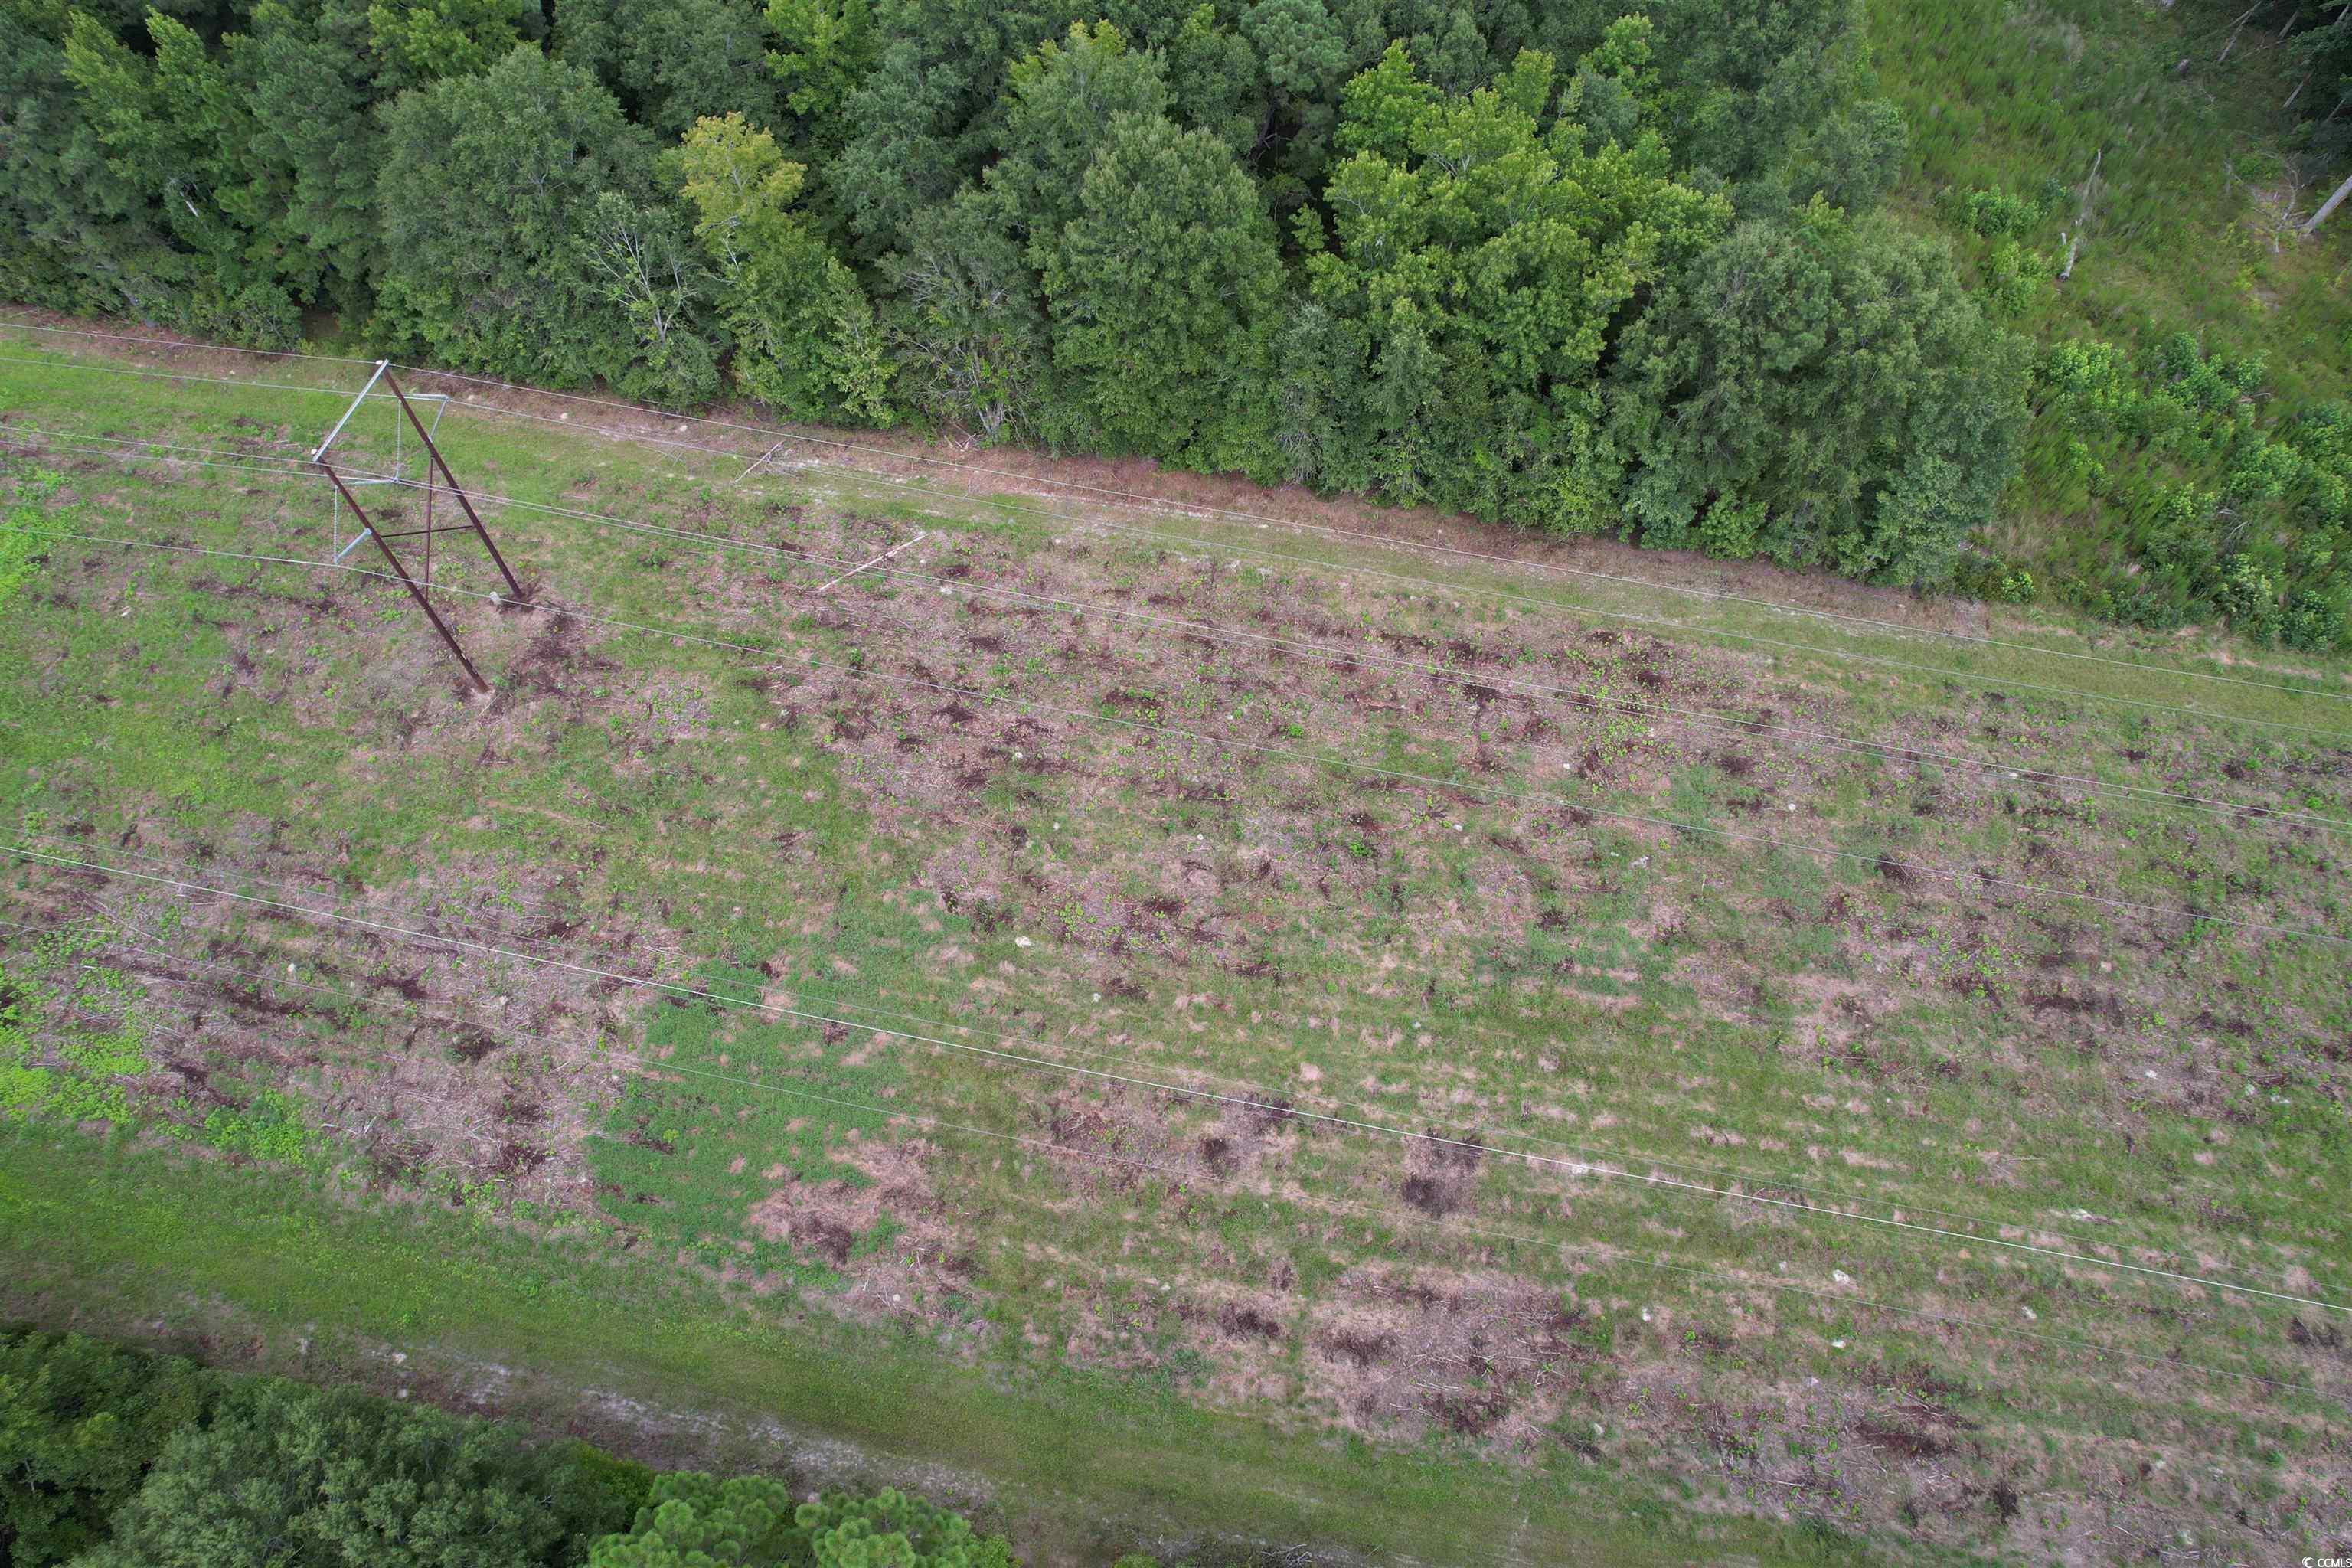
top-left (0, 1125), bottom-right (1878, 1567)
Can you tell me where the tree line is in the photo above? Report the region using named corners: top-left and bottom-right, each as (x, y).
top-left (4, 0), bottom-right (2350, 645)
top-left (0, 1324), bottom-right (1195, 1566)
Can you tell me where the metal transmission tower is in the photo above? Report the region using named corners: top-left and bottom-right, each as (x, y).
top-left (309, 360), bottom-right (526, 692)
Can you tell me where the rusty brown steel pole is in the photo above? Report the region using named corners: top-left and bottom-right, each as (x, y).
top-left (382, 368), bottom-right (527, 603)
top-left (315, 459), bottom-right (492, 693)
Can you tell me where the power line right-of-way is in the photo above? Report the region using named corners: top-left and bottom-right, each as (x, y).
top-left (8, 841), bottom-right (2345, 1321)
top-left (27, 825), bottom-right (2324, 1289)
top-left (8, 332), bottom-right (2350, 738)
top-left (19, 416), bottom-right (2350, 843)
top-left (0, 884), bottom-right (2338, 1405)
top-left (8, 507), bottom-right (2345, 951)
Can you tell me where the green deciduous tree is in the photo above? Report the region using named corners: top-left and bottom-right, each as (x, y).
top-left (824, 0), bottom-right (1099, 254)
top-left (1302, 39), bottom-right (1726, 526)
top-left (1606, 202), bottom-right (2030, 586)
top-left (677, 111), bottom-right (894, 420)
top-left (585, 1479), bottom-right (1017, 1568)
top-left (57, 6), bottom-right (305, 341)
top-left (1165, 3), bottom-right (1261, 155)
top-left (1781, 96), bottom-right (1907, 215)
top-left (766, 0), bottom-right (875, 152)
top-left (574, 191), bottom-right (724, 406)
top-left (794, 1488), bottom-right (1017, 1568)
top-left (554, 0), bottom-right (779, 139)
top-left (1243, 0), bottom-right (1343, 99)
top-left (365, 0), bottom-right (535, 88)
top-left (0, 1330), bottom-right (212, 1567)
top-left (822, 33), bottom-right (975, 254)
top-left (1531, 0), bottom-right (1867, 189)
top-left (883, 186), bottom-right (1046, 440)
top-left (1037, 111), bottom-right (1284, 465)
top-left (988, 21), bottom-right (1168, 247)
top-left (586, 1472), bottom-right (804, 1566)
top-left (376, 46), bottom-right (712, 390)
top-left (68, 1379), bottom-right (627, 1568)
top-left (225, 0), bottom-right (387, 320)
top-left (0, 0), bottom-right (177, 320)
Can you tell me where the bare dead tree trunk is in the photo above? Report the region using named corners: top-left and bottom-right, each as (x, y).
top-left (2305, 170), bottom-right (2352, 233)
top-left (2058, 149), bottom-right (2101, 279)
top-left (2217, 2), bottom-right (2265, 62)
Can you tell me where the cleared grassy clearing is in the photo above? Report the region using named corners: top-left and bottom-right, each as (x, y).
top-left (3, 332), bottom-right (2351, 1563)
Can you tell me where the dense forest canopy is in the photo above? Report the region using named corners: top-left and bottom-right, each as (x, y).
top-left (0, 1325), bottom-right (1039, 1566)
top-left (3, 0), bottom-right (2350, 644)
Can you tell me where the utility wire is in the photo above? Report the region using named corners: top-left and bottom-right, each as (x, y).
top-left (16, 501), bottom-right (2341, 1236)
top-left (13, 420), bottom-right (2346, 836)
top-left (7, 333), bottom-right (2346, 733)
top-left (8, 841), bottom-right (2347, 1318)
top-left (426, 388), bottom-right (2352, 737)
top-left (9, 514), bottom-right (2347, 954)
top-left (0, 318), bottom-right (383, 365)
top-left (0, 913), bottom-right (2336, 1409)
top-left (421, 463), bottom-right (2350, 834)
top-left (0, 909), bottom-right (2324, 1402)
top-left (377, 359), bottom-right (2351, 704)
top-left (29, 828), bottom-right (2324, 1294)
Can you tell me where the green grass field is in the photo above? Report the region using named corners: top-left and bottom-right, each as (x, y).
top-left (1873, 0), bottom-right (2352, 610)
top-left (3, 311), bottom-right (2350, 1566)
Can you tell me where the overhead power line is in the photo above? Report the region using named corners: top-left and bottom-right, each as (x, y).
top-left (0, 908), bottom-right (2324, 1401)
top-left (34, 828), bottom-right (2323, 1289)
top-left (7, 841), bottom-right (2347, 1318)
top-left (12, 419), bottom-right (2347, 836)
top-left (7, 325), bottom-right (2347, 729)
top-left (420, 386), bottom-right (2352, 736)
top-left (8, 514), bottom-right (2344, 949)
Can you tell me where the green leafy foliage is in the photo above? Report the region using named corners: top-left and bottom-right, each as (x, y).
top-left (1037, 112), bottom-right (1282, 464)
top-left (0, 920), bottom-right (151, 1128)
top-left (0, 1330), bottom-right (212, 1566)
top-left (795, 1488), bottom-right (1017, 1566)
top-left (0, 1326), bottom-right (1039, 1568)
top-left (16, 0), bottom-right (2347, 632)
top-left (1300, 38), bottom-right (1727, 527)
top-left (1607, 202), bottom-right (2029, 586)
top-left (367, 0), bottom-right (535, 90)
top-left (554, 0), bottom-right (777, 138)
top-left (2027, 331), bottom-right (2352, 648)
top-left (75, 1378), bottom-right (630, 1568)
top-left (587, 1479), bottom-right (1018, 1568)
top-left (678, 112), bottom-right (892, 421)
top-left (586, 1472), bottom-right (805, 1566)
top-left (766, 0), bottom-right (875, 152)
top-left (375, 47), bottom-right (698, 393)
top-left (0, 465), bottom-right (60, 604)
top-left (197, 1087), bottom-right (318, 1162)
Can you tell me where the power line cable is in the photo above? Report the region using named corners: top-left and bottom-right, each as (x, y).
top-left (0, 905), bottom-right (2332, 1400)
top-left (31, 828), bottom-right (2325, 1295)
top-left (8, 841), bottom-right (2345, 1318)
top-left (10, 515), bottom-right (2346, 952)
top-left (423, 387), bottom-right (2352, 735)
top-left (13, 420), bottom-right (2345, 837)
top-left (371, 361), bottom-right (2350, 705)
top-left (421, 466), bottom-right (2350, 834)
top-left (0, 318), bottom-right (382, 365)
top-left (8, 334), bottom-right (2346, 733)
